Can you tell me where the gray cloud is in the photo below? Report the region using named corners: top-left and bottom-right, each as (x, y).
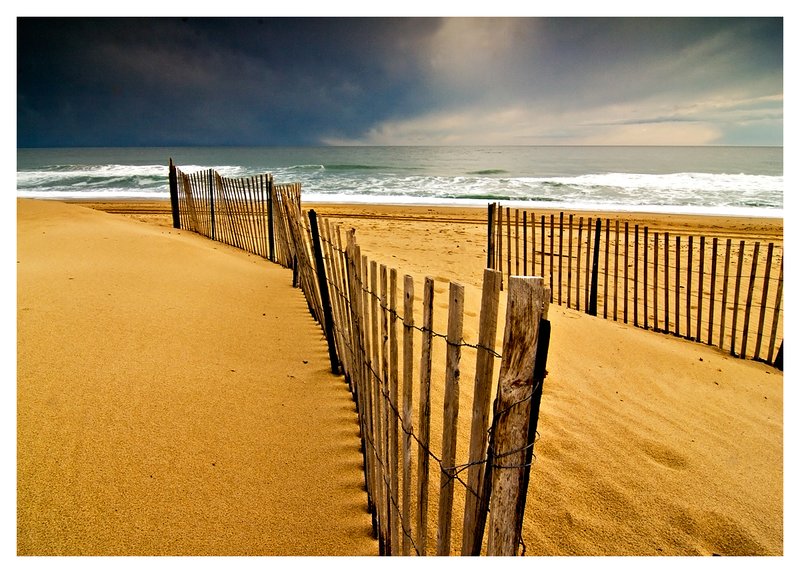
top-left (17, 17), bottom-right (782, 147)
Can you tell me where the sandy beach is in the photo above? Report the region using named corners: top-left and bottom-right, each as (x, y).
top-left (17, 198), bottom-right (783, 556)
top-left (17, 199), bottom-right (376, 555)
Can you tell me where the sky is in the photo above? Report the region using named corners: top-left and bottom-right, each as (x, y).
top-left (16, 15), bottom-right (784, 148)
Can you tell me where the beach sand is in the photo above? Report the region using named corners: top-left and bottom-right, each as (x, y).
top-left (17, 199), bottom-right (376, 555)
top-left (17, 198), bottom-right (783, 556)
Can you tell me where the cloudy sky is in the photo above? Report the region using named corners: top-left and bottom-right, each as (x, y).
top-left (16, 16), bottom-right (783, 147)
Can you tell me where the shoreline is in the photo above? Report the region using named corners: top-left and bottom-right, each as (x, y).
top-left (62, 197), bottom-right (784, 241)
top-left (55, 194), bottom-right (786, 218)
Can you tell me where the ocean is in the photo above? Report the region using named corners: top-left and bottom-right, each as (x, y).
top-left (16, 146), bottom-right (783, 217)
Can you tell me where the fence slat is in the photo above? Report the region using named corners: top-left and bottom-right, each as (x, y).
top-left (754, 243), bottom-right (773, 361)
top-left (507, 207), bottom-right (512, 288)
top-left (540, 215), bottom-right (546, 282)
top-left (719, 239), bottom-right (732, 349)
top-left (730, 241), bottom-right (745, 356)
top-left (576, 217), bottom-right (583, 312)
top-left (664, 232), bottom-right (670, 334)
top-left (361, 254), bottom-right (378, 539)
top-left (523, 211), bottom-right (528, 276)
top-left (346, 239), bottom-right (375, 527)
top-left (740, 242), bottom-right (760, 358)
top-left (515, 210), bottom-right (520, 276)
top-left (497, 207), bottom-right (503, 289)
top-left (633, 225), bottom-right (639, 327)
top-left (686, 236), bottom-right (693, 340)
top-left (767, 257), bottom-right (783, 363)
top-left (549, 214), bottom-right (555, 303)
top-left (567, 214), bottom-right (574, 309)
top-left (697, 236), bottom-right (705, 342)
top-left (436, 282), bottom-right (465, 556)
top-left (462, 269), bottom-right (502, 555)
top-left (389, 268), bottom-right (400, 554)
top-left (624, 222), bottom-right (630, 324)
top-left (589, 218), bottom-right (601, 316)
top-left (644, 227), bottom-right (652, 331)
top-left (708, 238), bottom-right (718, 344)
top-left (416, 277), bottom-right (435, 555)
top-left (558, 212), bottom-right (564, 306)
top-left (675, 236), bottom-right (681, 337)
top-left (531, 211), bottom-right (537, 278)
top-left (603, 218), bottom-right (610, 319)
top-left (371, 261), bottom-right (388, 553)
top-left (486, 203), bottom-right (497, 269)
top-left (401, 275), bottom-right (415, 555)
top-left (613, 219), bottom-right (619, 321)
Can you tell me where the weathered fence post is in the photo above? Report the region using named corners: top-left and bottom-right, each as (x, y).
top-left (168, 158), bottom-right (180, 229)
top-left (514, 304), bottom-right (550, 553)
top-left (416, 277), bottom-right (435, 555)
top-left (462, 268), bottom-right (502, 556)
top-left (487, 203), bottom-right (496, 270)
top-left (588, 218), bottom-right (601, 316)
top-left (486, 276), bottom-right (548, 556)
top-left (267, 174), bottom-right (276, 262)
top-left (208, 168), bottom-right (216, 241)
top-left (308, 210), bottom-right (340, 374)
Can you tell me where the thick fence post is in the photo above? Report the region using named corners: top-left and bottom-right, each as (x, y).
top-left (308, 210), bottom-right (340, 374)
top-left (168, 158), bottom-right (180, 229)
top-left (514, 308), bottom-right (550, 552)
top-left (588, 218), bottom-right (601, 316)
top-left (486, 276), bottom-right (547, 556)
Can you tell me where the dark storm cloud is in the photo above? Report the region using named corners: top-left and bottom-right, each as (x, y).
top-left (17, 17), bottom-right (438, 146)
top-left (16, 17), bottom-right (783, 147)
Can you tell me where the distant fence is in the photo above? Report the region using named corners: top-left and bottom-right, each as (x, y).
top-left (487, 203), bottom-right (783, 368)
top-left (168, 161), bottom-right (553, 555)
top-left (169, 159), bottom-right (299, 267)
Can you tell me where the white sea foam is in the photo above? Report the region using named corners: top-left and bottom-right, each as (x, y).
top-left (16, 146), bottom-right (783, 216)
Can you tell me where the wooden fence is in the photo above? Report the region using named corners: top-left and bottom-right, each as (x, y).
top-left (170, 159), bottom-right (300, 267)
top-left (487, 203), bottom-right (783, 368)
top-left (168, 161), bottom-right (554, 555)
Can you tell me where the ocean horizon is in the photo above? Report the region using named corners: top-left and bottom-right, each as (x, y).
top-left (16, 145), bottom-right (784, 218)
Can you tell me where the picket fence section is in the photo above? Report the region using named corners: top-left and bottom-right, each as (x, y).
top-left (168, 161), bottom-right (552, 556)
top-left (487, 203), bottom-right (783, 368)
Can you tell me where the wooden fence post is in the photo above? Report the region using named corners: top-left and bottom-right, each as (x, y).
top-left (208, 168), bottom-right (216, 241)
top-left (514, 302), bottom-right (551, 553)
top-left (168, 158), bottom-right (180, 229)
top-left (308, 210), bottom-right (340, 374)
top-left (436, 281), bottom-right (465, 556)
top-left (401, 274), bottom-right (415, 555)
top-left (462, 269), bottom-right (502, 555)
top-left (267, 174), bottom-right (275, 262)
top-left (487, 203), bottom-right (496, 270)
top-left (588, 218), bottom-right (601, 316)
top-left (486, 276), bottom-right (548, 556)
top-left (767, 256), bottom-right (783, 364)
top-left (416, 277), bottom-right (435, 555)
